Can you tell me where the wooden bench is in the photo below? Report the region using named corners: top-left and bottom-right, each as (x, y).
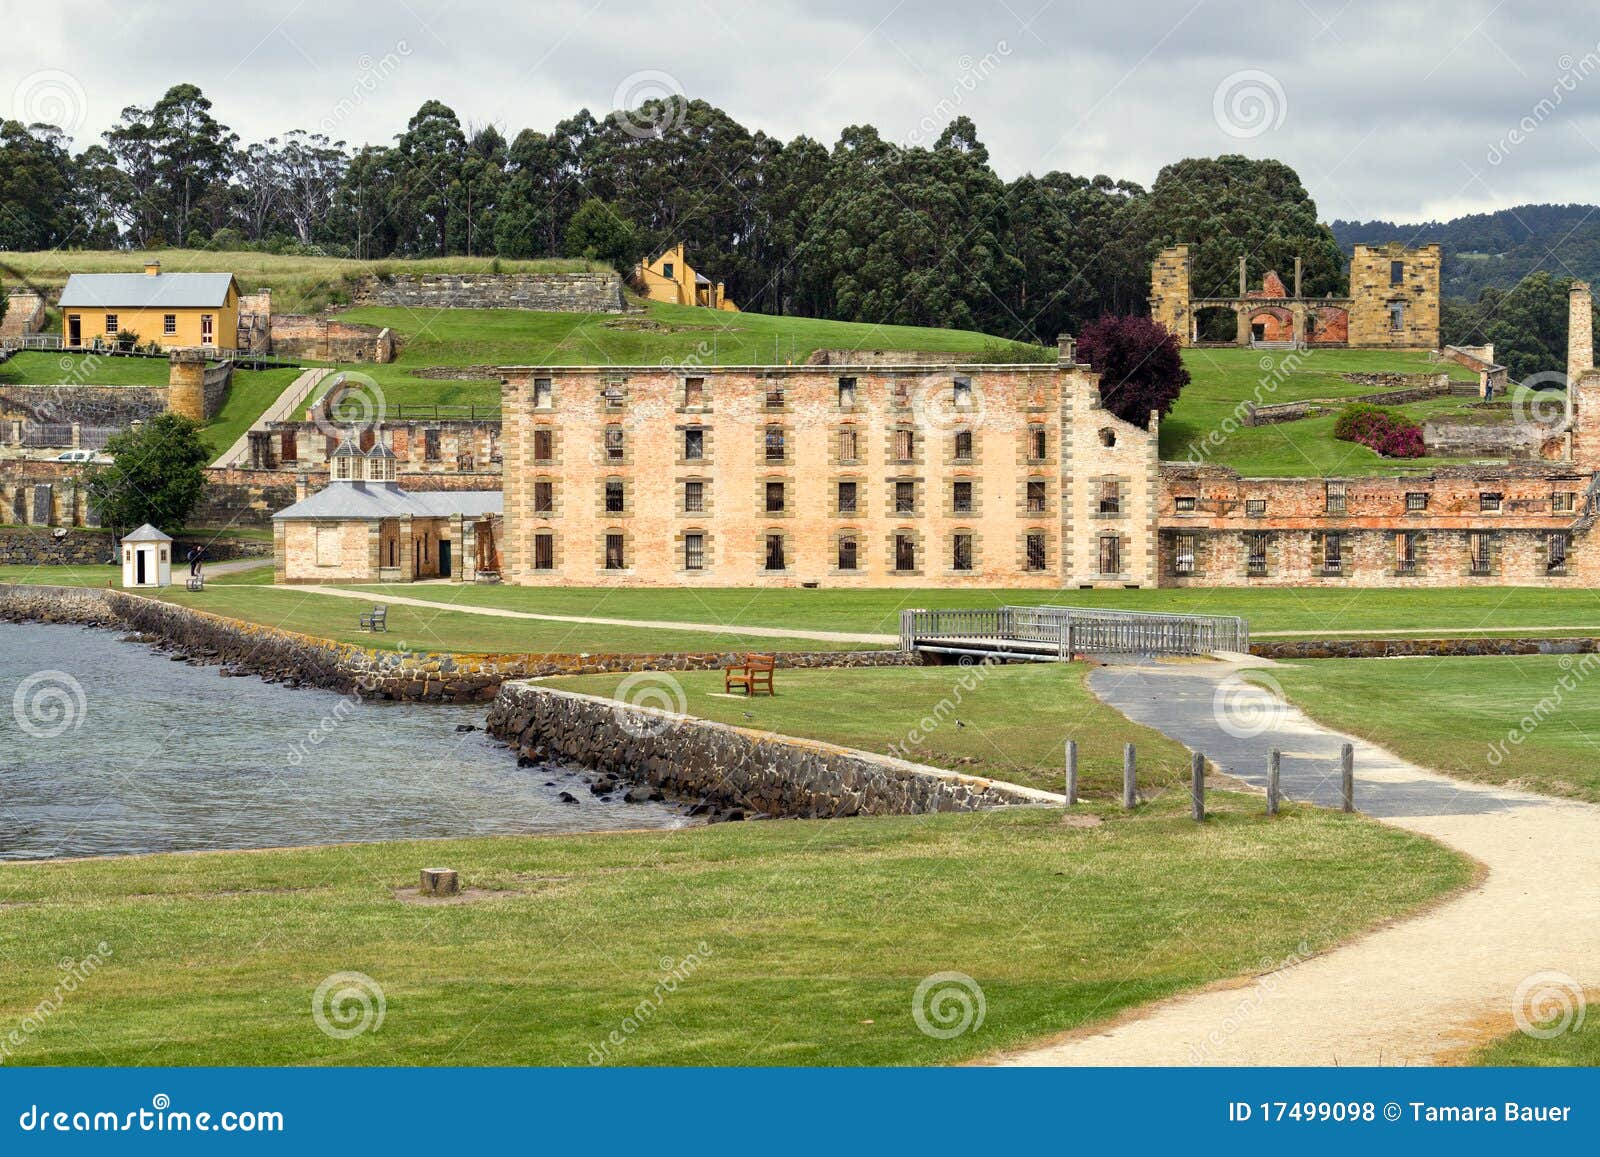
top-left (358, 605), bottom-right (388, 632)
top-left (724, 653), bottom-right (776, 696)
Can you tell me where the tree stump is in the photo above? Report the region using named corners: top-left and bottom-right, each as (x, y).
top-left (419, 868), bottom-right (460, 897)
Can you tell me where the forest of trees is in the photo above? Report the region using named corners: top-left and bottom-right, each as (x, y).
top-left (0, 83), bottom-right (1346, 344)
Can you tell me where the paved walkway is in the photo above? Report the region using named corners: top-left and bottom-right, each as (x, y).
top-left (210, 367), bottom-right (330, 467)
top-left (299, 585), bottom-right (900, 646)
top-left (994, 657), bottom-right (1600, 1066)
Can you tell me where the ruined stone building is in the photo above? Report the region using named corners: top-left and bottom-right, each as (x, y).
top-left (1151, 242), bottom-right (1441, 349)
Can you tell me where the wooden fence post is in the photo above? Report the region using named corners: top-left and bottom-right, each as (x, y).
top-left (1064, 739), bottom-right (1078, 805)
top-left (1122, 743), bottom-right (1137, 809)
top-left (1267, 749), bottom-right (1281, 816)
top-left (1191, 751), bottom-right (1205, 821)
top-left (1340, 742), bottom-right (1354, 813)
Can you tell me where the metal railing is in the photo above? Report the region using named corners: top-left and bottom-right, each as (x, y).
top-left (1, 333), bottom-right (300, 370)
top-left (899, 605), bottom-right (1249, 658)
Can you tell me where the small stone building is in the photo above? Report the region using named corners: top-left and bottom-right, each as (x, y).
top-left (272, 442), bottom-right (502, 584)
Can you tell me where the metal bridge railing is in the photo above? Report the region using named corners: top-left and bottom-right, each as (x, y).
top-left (899, 605), bottom-right (1249, 658)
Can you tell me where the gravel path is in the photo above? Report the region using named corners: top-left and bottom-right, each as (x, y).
top-left (992, 657), bottom-right (1600, 1066)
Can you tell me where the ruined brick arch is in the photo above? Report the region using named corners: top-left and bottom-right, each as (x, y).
top-left (1248, 306), bottom-right (1294, 343)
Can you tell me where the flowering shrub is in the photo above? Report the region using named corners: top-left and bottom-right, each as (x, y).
top-left (1333, 403), bottom-right (1424, 458)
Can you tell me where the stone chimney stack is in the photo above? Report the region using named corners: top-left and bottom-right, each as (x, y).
top-left (295, 474), bottom-right (309, 502)
top-left (1057, 334), bottom-right (1077, 366)
top-left (1568, 281), bottom-right (1593, 386)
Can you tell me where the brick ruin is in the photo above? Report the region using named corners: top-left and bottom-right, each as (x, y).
top-left (1151, 242), bottom-right (1441, 349)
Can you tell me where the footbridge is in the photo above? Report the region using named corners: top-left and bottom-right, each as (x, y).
top-left (900, 606), bottom-right (1250, 662)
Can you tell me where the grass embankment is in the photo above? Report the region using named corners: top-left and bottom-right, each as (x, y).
top-left (303, 301), bottom-right (1043, 411)
top-left (0, 250), bottom-right (593, 314)
top-left (0, 351), bottom-right (176, 387)
top-left (348, 582), bottom-right (1600, 642)
top-left (560, 664), bottom-right (1184, 797)
top-left (1163, 347), bottom-right (1496, 477)
top-left (1475, 1013), bottom-right (1600, 1066)
top-left (1266, 654), bottom-right (1600, 801)
top-left (0, 798), bottom-right (1469, 1066)
top-left (200, 366), bottom-right (307, 456)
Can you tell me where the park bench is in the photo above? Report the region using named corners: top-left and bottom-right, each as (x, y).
top-left (358, 605), bottom-right (388, 632)
top-left (724, 653), bottom-right (776, 696)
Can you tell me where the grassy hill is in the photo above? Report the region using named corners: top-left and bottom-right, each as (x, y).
top-left (1163, 347), bottom-right (1496, 476)
top-left (304, 300), bottom-right (1046, 412)
top-left (0, 249), bottom-right (594, 315)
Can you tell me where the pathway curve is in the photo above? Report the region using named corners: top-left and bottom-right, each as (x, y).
top-left (296, 585), bottom-right (900, 647)
top-left (994, 657), bottom-right (1600, 1066)
top-left (210, 367), bottom-right (331, 468)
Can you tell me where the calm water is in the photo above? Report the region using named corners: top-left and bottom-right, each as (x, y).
top-left (0, 622), bottom-right (689, 860)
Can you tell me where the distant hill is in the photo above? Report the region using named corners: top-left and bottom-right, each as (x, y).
top-left (1331, 205), bottom-right (1600, 300)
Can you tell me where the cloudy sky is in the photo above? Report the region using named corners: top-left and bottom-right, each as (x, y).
top-left (8, 0), bottom-right (1600, 222)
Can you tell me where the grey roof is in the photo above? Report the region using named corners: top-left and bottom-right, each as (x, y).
top-left (121, 523), bottom-right (172, 543)
top-left (366, 442), bottom-right (396, 458)
top-left (273, 482), bottom-right (502, 521)
top-left (59, 272), bottom-right (236, 309)
top-left (331, 440), bottom-right (362, 457)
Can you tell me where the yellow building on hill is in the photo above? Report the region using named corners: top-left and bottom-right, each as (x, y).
top-left (632, 243), bottom-right (739, 311)
top-left (59, 260), bottom-right (240, 350)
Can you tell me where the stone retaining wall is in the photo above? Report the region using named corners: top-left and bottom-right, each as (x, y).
top-left (1244, 378), bottom-right (1449, 426)
top-left (1251, 636), bottom-right (1600, 659)
top-left (353, 272), bottom-right (625, 313)
top-left (0, 528), bottom-right (114, 565)
top-left (486, 680), bottom-right (1059, 818)
top-left (269, 315), bottom-right (395, 363)
top-left (0, 584), bottom-right (914, 701)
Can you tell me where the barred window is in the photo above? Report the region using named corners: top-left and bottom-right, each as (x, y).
top-left (424, 428), bottom-right (441, 461)
top-left (683, 428), bottom-right (704, 460)
top-left (952, 480), bottom-right (973, 513)
top-left (1098, 536), bottom-right (1121, 575)
top-left (837, 535), bottom-right (858, 571)
top-left (534, 480), bottom-right (554, 514)
top-left (1175, 496), bottom-right (1197, 513)
top-left (1405, 492), bottom-right (1428, 512)
top-left (604, 427), bottom-right (624, 461)
top-left (1026, 479), bottom-right (1047, 513)
top-left (533, 428), bottom-right (553, 462)
top-left (894, 481), bottom-right (915, 514)
top-left (1395, 531), bottom-right (1417, 574)
top-left (1099, 480), bottom-right (1121, 514)
top-left (765, 426), bottom-right (786, 462)
top-left (605, 479), bottom-right (624, 513)
top-left (1549, 531), bottom-right (1570, 572)
top-left (1245, 498), bottom-right (1266, 517)
top-left (684, 533), bottom-right (705, 571)
top-left (952, 533), bottom-right (973, 572)
top-left (894, 428), bottom-right (915, 462)
top-left (765, 534), bottom-right (786, 571)
top-left (1480, 492), bottom-right (1502, 513)
top-left (533, 378), bottom-right (552, 408)
top-left (1028, 425), bottom-right (1047, 461)
top-left (1025, 533), bottom-right (1047, 572)
top-left (533, 533), bottom-right (554, 570)
top-left (604, 533), bottom-right (625, 570)
top-left (894, 534), bottom-right (916, 572)
top-left (1174, 532), bottom-right (1196, 576)
top-left (1247, 532), bottom-right (1268, 576)
top-left (765, 384), bottom-right (785, 409)
top-left (1325, 483), bottom-right (1346, 514)
top-left (765, 481), bottom-right (785, 513)
top-left (1323, 533), bottom-right (1343, 572)
top-left (602, 383), bottom-right (624, 409)
top-left (1553, 491), bottom-right (1576, 513)
top-left (684, 480), bottom-right (705, 513)
top-left (1469, 531), bottom-right (1492, 574)
top-left (838, 429), bottom-right (859, 462)
top-left (954, 429), bottom-right (973, 460)
top-left (837, 480), bottom-right (857, 514)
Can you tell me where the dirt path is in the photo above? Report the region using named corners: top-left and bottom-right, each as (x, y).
top-left (299, 585), bottom-right (900, 646)
top-left (992, 658), bottom-right (1600, 1066)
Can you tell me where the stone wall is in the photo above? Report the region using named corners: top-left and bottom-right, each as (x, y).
top-left (1149, 245), bottom-right (1191, 344)
top-left (166, 352), bottom-right (230, 421)
top-left (1, 385), bottom-right (168, 431)
top-left (191, 467), bottom-right (299, 529)
top-left (0, 459), bottom-right (96, 526)
top-left (486, 680), bottom-right (1059, 819)
top-left (0, 527), bottom-right (114, 565)
top-left (260, 420), bottom-right (501, 473)
top-left (1252, 636), bottom-right (1600, 660)
top-left (1244, 377), bottom-right (1450, 426)
top-left (1422, 413), bottom-right (1554, 460)
top-left (0, 584), bottom-right (915, 701)
top-left (1346, 243), bottom-right (1442, 348)
top-left (353, 272), bottom-right (625, 313)
top-left (804, 349), bottom-right (983, 367)
top-left (1, 291), bottom-right (48, 338)
top-left (269, 314), bottom-right (395, 363)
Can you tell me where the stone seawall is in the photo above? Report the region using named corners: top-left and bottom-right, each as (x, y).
top-left (486, 681), bottom-right (1060, 818)
top-left (0, 585), bottom-right (914, 701)
top-left (1252, 636), bottom-right (1600, 659)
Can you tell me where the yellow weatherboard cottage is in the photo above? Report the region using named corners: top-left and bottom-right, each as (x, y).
top-left (59, 260), bottom-right (241, 350)
top-left (632, 243), bottom-right (739, 311)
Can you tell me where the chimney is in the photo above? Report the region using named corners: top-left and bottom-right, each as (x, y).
top-left (144, 259), bottom-right (161, 276)
top-left (295, 474), bottom-right (309, 502)
top-left (1057, 334), bottom-right (1077, 366)
top-left (1568, 281), bottom-right (1593, 385)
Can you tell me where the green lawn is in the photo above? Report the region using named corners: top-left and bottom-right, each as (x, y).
top-left (301, 301), bottom-right (1042, 412)
top-left (1164, 347), bottom-right (1494, 477)
top-left (0, 797), bottom-right (1469, 1066)
top-left (199, 366), bottom-right (306, 457)
top-left (1266, 654), bottom-right (1600, 801)
top-left (148, 584), bottom-right (882, 655)
top-left (0, 351), bottom-right (173, 387)
top-left (558, 664), bottom-right (1186, 797)
top-left (1475, 1011), bottom-right (1599, 1065)
top-left (346, 582), bottom-right (1600, 641)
